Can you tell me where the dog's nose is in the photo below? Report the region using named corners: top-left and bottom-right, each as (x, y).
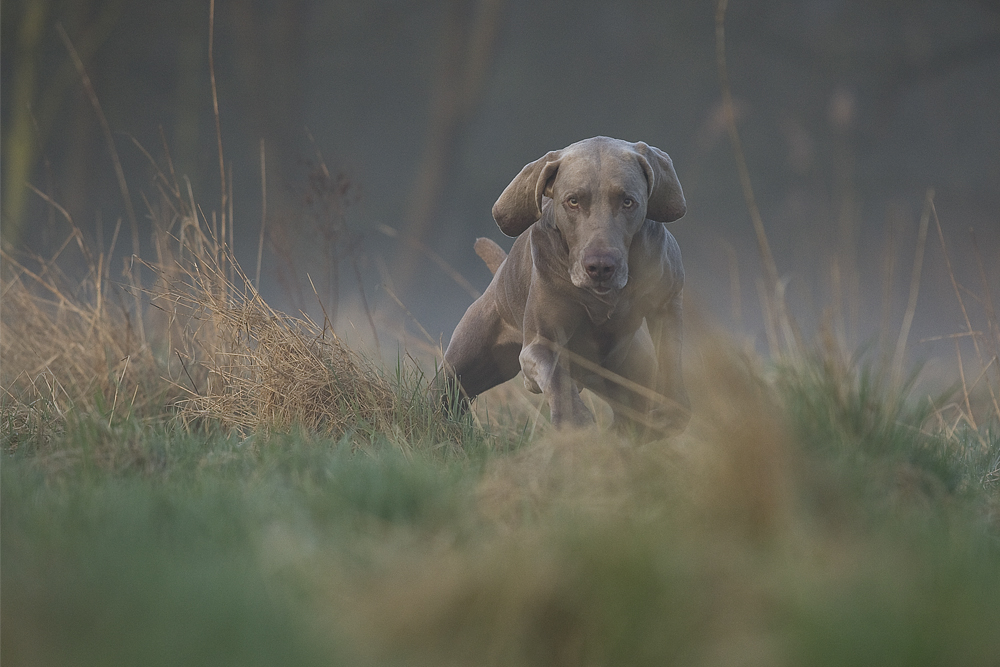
top-left (584, 253), bottom-right (618, 282)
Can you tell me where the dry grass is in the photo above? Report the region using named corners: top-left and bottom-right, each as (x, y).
top-left (1, 245), bottom-right (166, 442)
top-left (144, 225), bottom-right (395, 437)
top-left (1, 174), bottom-right (461, 451)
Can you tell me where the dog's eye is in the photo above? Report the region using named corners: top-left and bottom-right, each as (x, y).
top-left (567, 196), bottom-right (579, 208)
top-left (623, 197), bottom-right (634, 209)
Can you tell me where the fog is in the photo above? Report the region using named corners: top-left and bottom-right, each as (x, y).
top-left (3, 0), bottom-right (998, 367)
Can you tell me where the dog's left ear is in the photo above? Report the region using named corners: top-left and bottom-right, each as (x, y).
top-left (492, 150), bottom-right (563, 237)
top-left (633, 142), bottom-right (686, 223)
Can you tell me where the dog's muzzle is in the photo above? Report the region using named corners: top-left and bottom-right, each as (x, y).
top-left (575, 246), bottom-right (628, 293)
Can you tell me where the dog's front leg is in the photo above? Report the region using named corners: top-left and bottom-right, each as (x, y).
top-left (646, 293), bottom-right (691, 436)
top-left (519, 339), bottom-right (594, 429)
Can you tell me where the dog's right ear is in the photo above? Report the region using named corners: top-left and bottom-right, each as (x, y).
top-left (492, 150), bottom-right (562, 237)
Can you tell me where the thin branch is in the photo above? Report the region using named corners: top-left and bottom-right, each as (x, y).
top-left (955, 339), bottom-right (977, 430)
top-left (891, 188), bottom-right (933, 390)
top-left (109, 355), bottom-right (131, 426)
top-left (256, 139), bottom-right (267, 288)
top-left (208, 0), bottom-right (226, 219)
top-left (57, 23), bottom-right (144, 342)
top-left (353, 255), bottom-right (382, 358)
top-left (175, 350), bottom-right (201, 397)
top-left (932, 200), bottom-right (1000, 425)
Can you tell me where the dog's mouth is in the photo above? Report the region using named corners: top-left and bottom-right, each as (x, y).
top-left (571, 273), bottom-right (625, 295)
top-left (579, 274), bottom-right (627, 298)
top-left (569, 259), bottom-right (628, 295)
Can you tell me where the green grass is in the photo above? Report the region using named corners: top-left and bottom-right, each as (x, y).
top-left (1, 418), bottom-right (483, 666)
top-left (4, 349), bottom-right (1000, 666)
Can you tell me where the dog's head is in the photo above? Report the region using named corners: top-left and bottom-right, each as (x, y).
top-left (492, 136), bottom-right (686, 294)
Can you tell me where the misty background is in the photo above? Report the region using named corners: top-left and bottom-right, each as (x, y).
top-left (3, 0), bottom-right (999, 371)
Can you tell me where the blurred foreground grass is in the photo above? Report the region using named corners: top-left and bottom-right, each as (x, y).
top-left (4, 335), bottom-right (1000, 666)
top-left (3, 177), bottom-right (1000, 666)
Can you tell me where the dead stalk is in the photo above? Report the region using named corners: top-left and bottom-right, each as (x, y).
top-left (715, 0), bottom-right (790, 357)
top-left (57, 24), bottom-right (144, 344)
top-left (256, 139), bottom-right (267, 288)
top-left (891, 188), bottom-right (933, 391)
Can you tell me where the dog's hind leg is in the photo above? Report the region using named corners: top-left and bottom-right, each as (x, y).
top-left (443, 295), bottom-right (521, 408)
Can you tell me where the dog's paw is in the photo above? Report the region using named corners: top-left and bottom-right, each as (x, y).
top-left (522, 374), bottom-right (542, 394)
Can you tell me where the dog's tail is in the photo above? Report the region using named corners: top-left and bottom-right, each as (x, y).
top-left (474, 237), bottom-right (507, 275)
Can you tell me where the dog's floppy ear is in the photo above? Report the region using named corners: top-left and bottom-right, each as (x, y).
top-left (492, 150), bottom-right (562, 237)
top-left (634, 142), bottom-right (686, 223)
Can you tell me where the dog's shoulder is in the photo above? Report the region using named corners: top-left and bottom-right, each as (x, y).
top-left (633, 219), bottom-right (683, 276)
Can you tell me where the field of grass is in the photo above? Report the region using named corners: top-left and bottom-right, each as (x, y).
top-left (4, 194), bottom-right (1000, 667)
top-left (4, 121), bottom-right (1000, 665)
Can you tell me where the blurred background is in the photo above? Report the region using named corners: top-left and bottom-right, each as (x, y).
top-left (3, 0), bottom-right (998, 365)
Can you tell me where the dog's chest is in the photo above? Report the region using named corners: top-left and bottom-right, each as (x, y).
top-left (572, 294), bottom-right (645, 357)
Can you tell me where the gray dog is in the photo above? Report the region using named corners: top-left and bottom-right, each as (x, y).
top-left (444, 136), bottom-right (690, 437)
